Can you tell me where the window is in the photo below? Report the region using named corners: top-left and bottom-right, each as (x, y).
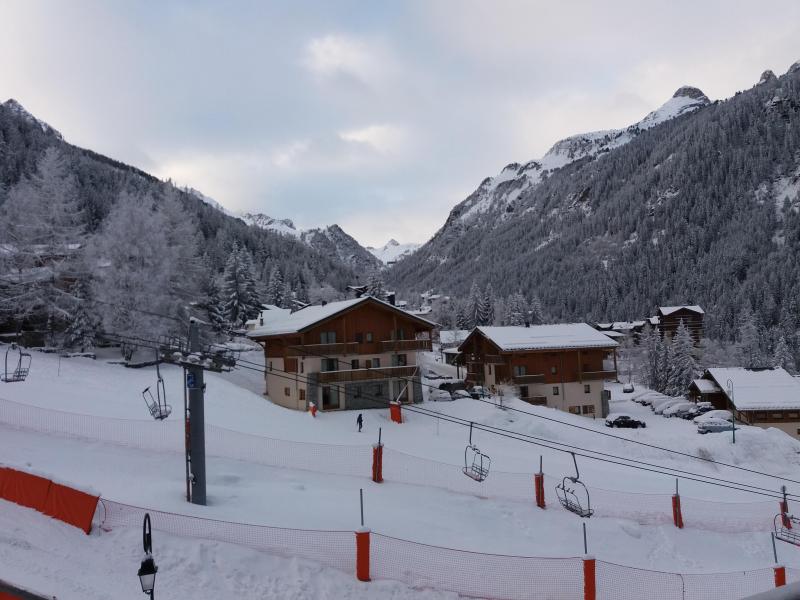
top-left (788, 413), bottom-right (799, 419)
top-left (488, 365), bottom-right (492, 375)
top-left (519, 385), bottom-right (529, 399)
top-left (355, 333), bottom-right (364, 343)
top-left (582, 405), bottom-right (594, 415)
top-left (321, 358), bottom-right (337, 372)
top-left (584, 384), bottom-right (591, 394)
top-left (365, 332), bottom-right (373, 343)
top-left (354, 385), bottom-right (362, 398)
top-left (772, 413), bottom-right (783, 419)
top-left (300, 361), bottom-right (304, 374)
top-left (299, 389), bottom-right (306, 401)
top-left (365, 359), bottom-right (372, 369)
top-left (320, 331), bottom-right (337, 344)
top-left (568, 406), bottom-right (580, 414)
top-left (373, 357), bottom-right (381, 368)
top-left (550, 366), bottom-right (557, 374)
top-left (322, 386), bottom-right (339, 409)
top-left (392, 328), bottom-right (406, 340)
top-left (513, 365), bottom-right (527, 377)
top-left (553, 386), bottom-right (560, 396)
top-left (351, 359), bottom-right (360, 370)
top-left (374, 383), bottom-right (384, 396)
top-left (392, 354), bottom-right (407, 367)
top-left (284, 387), bottom-right (290, 397)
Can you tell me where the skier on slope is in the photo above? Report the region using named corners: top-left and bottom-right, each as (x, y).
top-left (357, 413), bottom-right (363, 432)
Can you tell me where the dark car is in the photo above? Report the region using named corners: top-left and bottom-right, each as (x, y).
top-left (605, 414), bottom-right (646, 429)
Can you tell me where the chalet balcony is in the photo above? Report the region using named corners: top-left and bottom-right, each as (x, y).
top-left (286, 342), bottom-right (359, 357)
top-left (380, 339), bottom-right (432, 352)
top-left (316, 365), bottom-right (419, 384)
top-left (484, 354), bottom-right (507, 365)
top-left (582, 369), bottom-right (618, 380)
top-left (512, 374), bottom-right (546, 384)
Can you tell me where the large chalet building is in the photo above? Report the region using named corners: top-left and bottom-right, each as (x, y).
top-left (655, 305), bottom-right (704, 341)
top-left (457, 324), bottom-right (618, 417)
top-left (247, 296), bottom-right (435, 411)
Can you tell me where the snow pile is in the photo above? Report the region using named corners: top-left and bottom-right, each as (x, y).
top-left (240, 212), bottom-right (301, 237)
top-left (366, 239), bottom-right (420, 264)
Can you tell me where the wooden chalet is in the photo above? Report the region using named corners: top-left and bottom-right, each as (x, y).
top-left (457, 324), bottom-right (618, 418)
top-left (247, 296), bottom-right (435, 411)
top-left (656, 305), bottom-right (704, 342)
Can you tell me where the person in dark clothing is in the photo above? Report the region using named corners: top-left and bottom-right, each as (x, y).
top-left (357, 413), bottom-right (363, 432)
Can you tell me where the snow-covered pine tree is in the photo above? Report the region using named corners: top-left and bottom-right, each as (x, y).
top-left (482, 283), bottom-right (495, 326)
top-left (504, 293), bottom-right (529, 326)
top-left (667, 320), bottom-right (696, 395)
top-left (466, 281), bottom-right (482, 329)
top-left (366, 271), bottom-right (386, 299)
top-left (222, 242), bottom-right (262, 326)
top-left (266, 266), bottom-right (284, 306)
top-left (281, 280), bottom-right (293, 309)
top-left (738, 308), bottom-right (763, 368)
top-left (529, 295), bottom-right (544, 324)
top-left (773, 335), bottom-right (795, 373)
top-left (63, 280), bottom-right (97, 352)
top-left (455, 300), bottom-right (471, 330)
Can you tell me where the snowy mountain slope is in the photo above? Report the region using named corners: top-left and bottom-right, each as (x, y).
top-left (366, 239), bottom-right (420, 264)
top-left (448, 86), bottom-right (711, 227)
top-left (242, 212), bottom-right (382, 271)
top-left (1, 98), bottom-right (62, 139)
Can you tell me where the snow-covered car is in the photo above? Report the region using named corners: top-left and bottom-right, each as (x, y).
top-left (680, 403), bottom-right (714, 420)
top-left (653, 398), bottom-right (686, 415)
top-left (693, 410), bottom-right (733, 424)
top-left (428, 389), bottom-right (453, 402)
top-left (662, 402), bottom-right (694, 418)
top-left (605, 414), bottom-right (646, 429)
top-left (450, 389), bottom-right (473, 400)
top-left (697, 418), bottom-right (737, 434)
top-left (622, 383), bottom-right (635, 393)
top-left (469, 386), bottom-right (491, 399)
top-left (644, 394), bottom-right (672, 409)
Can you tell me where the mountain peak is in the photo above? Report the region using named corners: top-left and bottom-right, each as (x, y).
top-left (386, 238), bottom-right (399, 246)
top-left (2, 98), bottom-right (62, 139)
top-left (759, 70), bottom-right (778, 85)
top-left (789, 60), bottom-right (800, 75)
top-left (672, 86), bottom-right (710, 103)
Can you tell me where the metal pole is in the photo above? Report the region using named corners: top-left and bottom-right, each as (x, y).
top-left (582, 522), bottom-right (588, 554)
top-left (727, 379), bottom-right (735, 444)
top-left (360, 488), bottom-right (364, 527)
top-left (183, 366), bottom-right (190, 503)
top-left (378, 427), bottom-right (382, 445)
top-left (771, 532), bottom-right (779, 564)
top-left (539, 455), bottom-right (543, 475)
top-left (188, 319), bottom-right (206, 505)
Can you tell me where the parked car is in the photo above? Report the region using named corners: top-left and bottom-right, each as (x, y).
top-left (451, 389), bottom-right (473, 400)
top-left (696, 401), bottom-right (714, 411)
top-left (649, 396), bottom-right (676, 411)
top-left (622, 383), bottom-right (635, 393)
top-left (662, 402), bottom-right (695, 418)
top-left (469, 386), bottom-right (491, 399)
top-left (693, 410), bottom-right (733, 424)
top-left (681, 403), bottom-right (714, 420)
top-left (654, 398), bottom-right (686, 415)
top-left (428, 389), bottom-right (453, 402)
top-left (697, 418), bottom-right (737, 434)
top-left (605, 414), bottom-right (646, 429)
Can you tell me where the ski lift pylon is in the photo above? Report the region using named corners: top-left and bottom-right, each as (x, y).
top-left (142, 352), bottom-right (171, 420)
top-left (462, 422), bottom-right (491, 482)
top-left (555, 452), bottom-right (593, 518)
top-left (1, 343), bottom-right (31, 383)
top-left (775, 513), bottom-right (800, 547)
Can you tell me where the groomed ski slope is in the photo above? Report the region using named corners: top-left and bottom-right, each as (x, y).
top-left (1, 348), bottom-right (800, 598)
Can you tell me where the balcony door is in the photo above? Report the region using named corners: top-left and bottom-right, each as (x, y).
top-left (321, 386), bottom-right (340, 410)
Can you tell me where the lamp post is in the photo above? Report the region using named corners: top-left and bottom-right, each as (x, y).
top-left (138, 513), bottom-right (158, 599)
top-left (726, 378), bottom-right (736, 444)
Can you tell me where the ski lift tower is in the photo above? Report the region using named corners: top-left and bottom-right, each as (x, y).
top-left (158, 319), bottom-right (237, 506)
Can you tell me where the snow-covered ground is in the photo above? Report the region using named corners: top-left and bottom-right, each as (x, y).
top-left (2, 348), bottom-right (800, 597)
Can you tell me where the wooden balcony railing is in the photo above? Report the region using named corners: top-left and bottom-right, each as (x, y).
top-left (316, 365), bottom-right (419, 384)
top-left (484, 354), bottom-right (507, 364)
top-left (582, 369), bottom-right (617, 380)
top-left (380, 339), bottom-right (432, 352)
top-left (286, 342), bottom-right (359, 357)
top-left (512, 374), bottom-right (546, 384)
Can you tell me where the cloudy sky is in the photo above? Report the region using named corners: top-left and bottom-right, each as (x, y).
top-left (2, 1), bottom-right (799, 246)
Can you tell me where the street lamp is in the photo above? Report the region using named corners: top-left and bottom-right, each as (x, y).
top-left (138, 513), bottom-right (158, 599)
top-left (726, 378), bottom-right (736, 444)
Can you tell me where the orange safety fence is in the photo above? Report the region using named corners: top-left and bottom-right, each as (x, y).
top-left (0, 396), bottom-right (788, 534)
top-left (0, 466), bottom-right (98, 534)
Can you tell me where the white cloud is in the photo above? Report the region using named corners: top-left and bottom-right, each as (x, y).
top-left (271, 140), bottom-right (310, 169)
top-left (303, 34), bottom-right (377, 82)
top-left (339, 124), bottom-right (408, 155)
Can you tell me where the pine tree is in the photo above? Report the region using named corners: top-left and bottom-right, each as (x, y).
top-left (481, 283), bottom-right (495, 325)
top-left (773, 335), bottom-right (795, 373)
top-left (366, 271), bottom-right (386, 299)
top-left (222, 242), bottom-right (262, 326)
top-left (738, 309), bottom-right (762, 368)
top-left (266, 266), bottom-right (284, 306)
top-left (455, 300), bottom-right (471, 330)
top-left (467, 281), bottom-right (482, 328)
top-left (529, 295), bottom-right (544, 324)
top-left (667, 320), bottom-right (696, 395)
top-left (63, 280), bottom-right (97, 352)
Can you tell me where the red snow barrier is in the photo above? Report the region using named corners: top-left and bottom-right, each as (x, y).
top-left (672, 493), bottom-right (684, 529)
top-left (389, 401), bottom-right (402, 423)
top-left (355, 529), bottom-right (370, 581)
top-left (583, 556), bottom-right (596, 600)
top-left (371, 444), bottom-right (383, 483)
top-left (775, 565), bottom-right (786, 587)
top-left (534, 472), bottom-right (546, 508)
top-left (0, 467), bottom-right (98, 534)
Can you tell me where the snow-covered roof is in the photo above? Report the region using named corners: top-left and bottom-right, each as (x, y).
top-left (471, 324), bottom-right (618, 352)
top-left (691, 378), bottom-right (722, 394)
top-left (602, 331), bottom-right (627, 339)
top-left (706, 367), bottom-right (800, 411)
top-left (247, 296), bottom-right (436, 337)
top-left (439, 329), bottom-right (470, 345)
top-left (648, 316), bottom-right (660, 325)
top-left (595, 323), bottom-right (612, 329)
top-left (245, 306), bottom-right (292, 328)
top-left (658, 305), bottom-right (704, 316)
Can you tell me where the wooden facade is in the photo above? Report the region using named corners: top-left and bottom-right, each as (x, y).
top-left (657, 306), bottom-right (704, 342)
top-left (250, 297), bottom-right (434, 412)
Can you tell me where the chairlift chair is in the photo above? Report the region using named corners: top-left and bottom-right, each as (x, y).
top-left (774, 513), bottom-right (800, 547)
top-left (555, 452), bottom-right (594, 518)
top-left (1, 343), bottom-right (31, 383)
top-left (142, 356), bottom-right (171, 420)
top-left (462, 422), bottom-right (491, 482)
